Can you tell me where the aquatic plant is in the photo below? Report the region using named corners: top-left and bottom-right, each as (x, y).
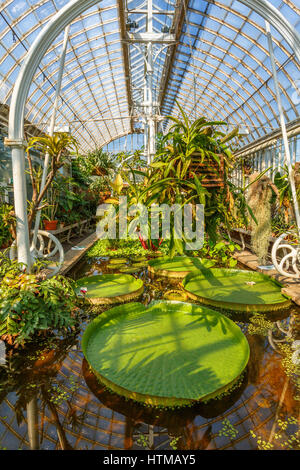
top-left (217, 418), bottom-right (239, 439)
top-left (250, 416), bottom-right (299, 450)
top-left (247, 313), bottom-right (275, 336)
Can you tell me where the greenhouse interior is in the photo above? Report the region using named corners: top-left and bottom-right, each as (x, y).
top-left (0, 0), bottom-right (299, 453)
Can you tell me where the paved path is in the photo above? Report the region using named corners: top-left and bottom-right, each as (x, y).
top-left (59, 231), bottom-right (98, 275)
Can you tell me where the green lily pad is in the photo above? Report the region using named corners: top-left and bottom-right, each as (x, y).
top-left (148, 256), bottom-right (215, 279)
top-left (163, 290), bottom-right (188, 301)
top-left (106, 264), bottom-right (126, 271)
top-left (131, 256), bottom-right (147, 262)
top-left (82, 301), bottom-right (250, 406)
top-left (119, 266), bottom-right (142, 274)
top-left (182, 268), bottom-right (291, 312)
top-left (108, 258), bottom-right (128, 264)
top-left (75, 274), bottom-right (144, 305)
top-left (131, 262), bottom-right (147, 268)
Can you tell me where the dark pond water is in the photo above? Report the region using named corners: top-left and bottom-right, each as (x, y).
top-left (0, 256), bottom-right (299, 450)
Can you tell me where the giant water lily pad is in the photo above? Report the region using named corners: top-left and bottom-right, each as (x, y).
top-left (75, 274), bottom-right (144, 305)
top-left (182, 268), bottom-right (291, 312)
top-left (148, 256), bottom-right (215, 279)
top-left (82, 301), bottom-right (250, 406)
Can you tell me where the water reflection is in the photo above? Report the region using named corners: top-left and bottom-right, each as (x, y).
top-left (0, 258), bottom-right (298, 450)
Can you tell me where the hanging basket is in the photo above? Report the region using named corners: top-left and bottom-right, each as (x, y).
top-left (189, 153), bottom-right (225, 188)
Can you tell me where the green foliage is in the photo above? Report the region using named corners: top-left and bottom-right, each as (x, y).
top-left (217, 418), bottom-right (239, 439)
top-left (26, 132), bottom-right (79, 227)
top-left (136, 434), bottom-right (149, 448)
top-left (247, 313), bottom-right (275, 336)
top-left (195, 239), bottom-right (240, 268)
top-left (250, 416), bottom-right (299, 450)
top-left (278, 343), bottom-right (300, 402)
top-left (75, 148), bottom-right (116, 178)
top-left (0, 254), bottom-right (79, 346)
top-left (154, 101), bottom-right (236, 180)
top-left (27, 132), bottom-right (78, 160)
top-left (86, 238), bottom-right (169, 259)
top-left (0, 204), bottom-right (15, 247)
top-left (169, 436), bottom-right (180, 450)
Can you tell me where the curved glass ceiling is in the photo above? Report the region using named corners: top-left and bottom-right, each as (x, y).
top-left (0, 0), bottom-right (299, 152)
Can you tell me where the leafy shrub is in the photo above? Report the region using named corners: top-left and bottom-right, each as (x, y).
top-left (86, 238), bottom-right (169, 259)
top-left (195, 239), bottom-right (240, 268)
top-left (0, 253), bottom-right (79, 346)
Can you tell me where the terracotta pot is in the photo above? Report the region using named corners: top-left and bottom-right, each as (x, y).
top-left (43, 220), bottom-right (58, 230)
top-left (189, 153), bottom-right (225, 188)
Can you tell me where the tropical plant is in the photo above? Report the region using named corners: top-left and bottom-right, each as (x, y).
top-left (88, 176), bottom-right (111, 194)
top-left (195, 238), bottom-right (241, 268)
top-left (0, 204), bottom-right (16, 247)
top-left (75, 148), bottom-right (116, 177)
top-left (151, 101), bottom-right (238, 181)
top-left (86, 237), bottom-right (169, 259)
top-left (273, 165), bottom-right (300, 225)
top-left (26, 132), bottom-right (78, 229)
top-left (142, 103), bottom-right (241, 249)
top-left (0, 252), bottom-right (79, 346)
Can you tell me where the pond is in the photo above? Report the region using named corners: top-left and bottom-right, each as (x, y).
top-left (0, 256), bottom-right (299, 450)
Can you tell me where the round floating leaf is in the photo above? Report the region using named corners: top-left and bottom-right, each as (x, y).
top-left (148, 256), bottom-right (215, 279)
top-left (131, 256), bottom-right (147, 262)
top-left (131, 262), bottom-right (147, 268)
top-left (82, 301), bottom-right (250, 406)
top-left (163, 290), bottom-right (188, 301)
top-left (75, 274), bottom-right (144, 304)
top-left (119, 266), bottom-right (142, 274)
top-left (182, 268), bottom-right (291, 312)
top-left (106, 263), bottom-right (126, 271)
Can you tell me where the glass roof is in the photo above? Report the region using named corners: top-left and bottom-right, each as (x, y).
top-left (0, 0), bottom-right (299, 152)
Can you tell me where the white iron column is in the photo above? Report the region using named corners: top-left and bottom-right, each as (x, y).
top-left (11, 140), bottom-right (31, 269)
top-left (265, 21), bottom-right (300, 236)
top-left (32, 25), bottom-right (70, 247)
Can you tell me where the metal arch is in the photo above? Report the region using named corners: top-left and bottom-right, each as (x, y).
top-left (163, 23), bottom-right (296, 133)
top-left (176, 77), bottom-right (258, 135)
top-left (7, 0), bottom-right (102, 141)
top-left (166, 60), bottom-right (268, 138)
top-left (170, 57), bottom-right (270, 131)
top-left (185, 13), bottom-right (298, 119)
top-left (239, 0), bottom-right (300, 62)
top-left (161, 0), bottom-right (300, 132)
top-left (2, 0), bottom-right (300, 140)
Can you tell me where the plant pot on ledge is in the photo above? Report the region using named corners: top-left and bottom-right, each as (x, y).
top-left (43, 220), bottom-right (58, 231)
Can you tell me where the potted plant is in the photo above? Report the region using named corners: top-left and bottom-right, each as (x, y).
top-left (89, 176), bottom-right (111, 204)
top-left (26, 132), bottom-right (78, 232)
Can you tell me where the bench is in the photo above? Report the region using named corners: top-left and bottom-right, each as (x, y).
top-left (45, 217), bottom-right (96, 252)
